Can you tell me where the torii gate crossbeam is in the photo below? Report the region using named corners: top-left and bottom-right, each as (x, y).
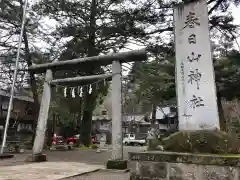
top-left (27, 49), bottom-right (147, 74)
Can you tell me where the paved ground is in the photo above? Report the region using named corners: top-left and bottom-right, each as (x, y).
top-left (0, 162), bottom-right (103, 180)
top-left (0, 146), bottom-right (146, 167)
top-left (63, 170), bottom-right (130, 180)
top-left (0, 146), bottom-right (145, 180)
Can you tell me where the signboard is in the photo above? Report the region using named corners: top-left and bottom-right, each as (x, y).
top-left (174, 0), bottom-right (219, 130)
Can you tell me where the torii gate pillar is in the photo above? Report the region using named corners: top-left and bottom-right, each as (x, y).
top-left (27, 69), bottom-right (52, 161)
top-left (111, 60), bottom-right (123, 160)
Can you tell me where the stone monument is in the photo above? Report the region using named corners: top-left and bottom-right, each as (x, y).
top-left (128, 0), bottom-right (240, 179)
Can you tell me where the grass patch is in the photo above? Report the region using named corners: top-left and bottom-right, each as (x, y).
top-left (78, 144), bottom-right (99, 150)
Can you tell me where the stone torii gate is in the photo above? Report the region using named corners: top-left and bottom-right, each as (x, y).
top-left (26, 49), bottom-right (148, 162)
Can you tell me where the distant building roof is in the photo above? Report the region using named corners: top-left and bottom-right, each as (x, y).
top-left (0, 89), bottom-right (34, 102)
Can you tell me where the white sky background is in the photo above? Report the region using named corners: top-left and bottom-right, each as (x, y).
top-left (232, 5), bottom-right (240, 27)
top-left (231, 5), bottom-right (240, 49)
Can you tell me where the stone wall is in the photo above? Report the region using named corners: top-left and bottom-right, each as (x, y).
top-left (129, 151), bottom-right (240, 180)
top-left (222, 99), bottom-right (240, 135)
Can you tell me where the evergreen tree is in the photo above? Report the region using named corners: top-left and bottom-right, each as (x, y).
top-left (0, 0), bottom-right (51, 144)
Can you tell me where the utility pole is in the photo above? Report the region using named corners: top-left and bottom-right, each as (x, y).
top-left (0, 0), bottom-right (28, 154)
top-left (111, 61), bottom-right (123, 160)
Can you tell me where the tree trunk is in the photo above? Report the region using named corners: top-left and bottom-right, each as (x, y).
top-left (23, 31), bottom-right (40, 145)
top-left (80, 112), bottom-right (92, 146)
top-left (22, 30), bottom-right (39, 145)
top-left (217, 91), bottom-right (226, 131)
top-left (151, 104), bottom-right (157, 122)
top-left (87, 0), bottom-right (97, 57)
top-left (20, 2), bottom-right (40, 107)
top-left (80, 0), bottom-right (97, 146)
top-left (19, 0), bottom-right (39, 147)
top-left (78, 98), bottom-right (83, 126)
top-left (80, 87), bottom-right (96, 146)
top-left (46, 113), bottom-right (55, 146)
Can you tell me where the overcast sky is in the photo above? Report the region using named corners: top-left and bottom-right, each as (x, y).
top-left (231, 5), bottom-right (240, 49)
top-left (37, 2), bottom-right (240, 49)
top-left (232, 5), bottom-right (240, 25)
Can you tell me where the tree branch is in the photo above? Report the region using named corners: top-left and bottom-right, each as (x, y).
top-left (208, 0), bottom-right (223, 15)
top-left (145, 27), bottom-right (173, 35)
top-left (207, 0), bottom-right (216, 4)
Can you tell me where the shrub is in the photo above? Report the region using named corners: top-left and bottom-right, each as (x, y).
top-left (91, 144), bottom-right (98, 149)
top-left (148, 138), bottom-right (162, 150)
top-left (78, 145), bottom-right (89, 150)
top-left (106, 160), bottom-right (128, 170)
top-left (162, 130), bottom-right (240, 154)
top-left (78, 144), bottom-right (98, 150)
